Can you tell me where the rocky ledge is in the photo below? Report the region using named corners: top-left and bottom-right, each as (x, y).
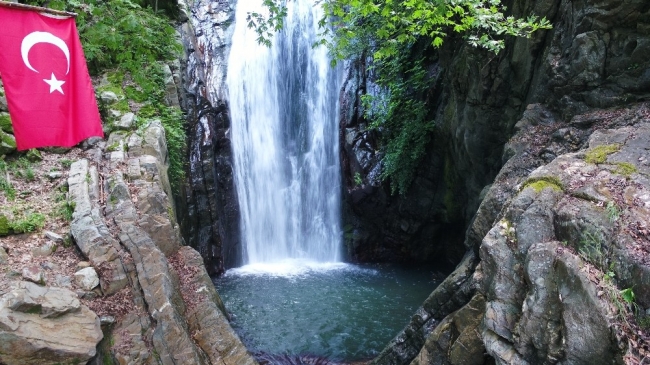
top-left (373, 103), bottom-right (650, 365)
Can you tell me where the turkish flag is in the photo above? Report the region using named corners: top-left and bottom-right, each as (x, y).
top-left (0, 6), bottom-right (103, 150)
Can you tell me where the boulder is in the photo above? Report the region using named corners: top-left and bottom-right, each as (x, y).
top-left (21, 266), bottom-right (45, 285)
top-left (99, 91), bottom-right (119, 104)
top-left (74, 267), bottom-right (99, 291)
top-left (0, 282), bottom-right (102, 365)
top-left (31, 242), bottom-right (57, 257)
top-left (5, 281), bottom-right (80, 318)
top-left (114, 112), bottom-right (136, 130)
top-left (44, 231), bottom-right (64, 243)
top-left (0, 128), bottom-right (16, 155)
top-left (127, 120), bottom-right (168, 164)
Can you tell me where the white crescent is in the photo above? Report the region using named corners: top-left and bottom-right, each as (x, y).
top-left (21, 31), bottom-right (70, 75)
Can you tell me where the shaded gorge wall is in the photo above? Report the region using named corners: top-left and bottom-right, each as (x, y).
top-left (176, 0), bottom-right (240, 275)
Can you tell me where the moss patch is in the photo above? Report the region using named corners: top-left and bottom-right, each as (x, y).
top-left (584, 144), bottom-right (620, 164)
top-left (0, 214), bottom-right (9, 236)
top-left (613, 162), bottom-right (637, 177)
top-left (0, 113), bottom-right (12, 133)
top-left (522, 176), bottom-right (564, 193)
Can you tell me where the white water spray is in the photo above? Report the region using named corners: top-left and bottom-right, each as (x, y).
top-left (227, 0), bottom-right (342, 268)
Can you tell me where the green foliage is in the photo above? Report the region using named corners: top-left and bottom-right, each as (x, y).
top-left (22, 0), bottom-right (182, 97)
top-left (613, 162), bottom-right (637, 177)
top-left (0, 157), bottom-right (38, 197)
top-left (525, 180), bottom-right (562, 193)
top-left (10, 158), bottom-right (36, 181)
top-left (255, 0), bottom-right (551, 58)
top-left (55, 192), bottom-right (76, 222)
top-left (252, 0), bottom-right (550, 195)
top-left (353, 172), bottom-right (362, 186)
top-left (247, 0), bottom-right (287, 47)
top-left (320, 0), bottom-right (551, 60)
top-left (579, 231), bottom-right (607, 268)
top-left (131, 66), bottom-right (187, 191)
top-left (584, 144), bottom-right (620, 164)
top-left (0, 214), bottom-right (9, 236)
top-left (606, 201), bottom-right (620, 222)
top-left (5, 212), bottom-right (46, 234)
top-left (620, 288), bottom-right (635, 305)
top-left (159, 107), bottom-right (187, 190)
top-left (362, 53), bottom-right (436, 194)
top-left (0, 159), bottom-right (16, 200)
top-left (60, 159), bottom-right (75, 169)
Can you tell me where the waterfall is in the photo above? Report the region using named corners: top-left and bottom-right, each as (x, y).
top-left (227, 0), bottom-right (342, 266)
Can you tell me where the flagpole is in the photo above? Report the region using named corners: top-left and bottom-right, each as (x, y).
top-left (0, 1), bottom-right (76, 17)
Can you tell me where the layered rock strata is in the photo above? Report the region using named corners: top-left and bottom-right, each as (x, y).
top-left (374, 105), bottom-right (650, 365)
top-left (363, 0), bottom-right (650, 361)
top-left (176, 0), bottom-right (241, 275)
top-left (0, 97), bottom-right (256, 364)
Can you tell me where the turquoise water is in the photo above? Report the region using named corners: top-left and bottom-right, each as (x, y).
top-left (214, 263), bottom-right (438, 362)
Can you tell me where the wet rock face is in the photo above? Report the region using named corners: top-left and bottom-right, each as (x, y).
top-left (176, 0), bottom-right (241, 275)
top-left (340, 0), bottom-right (650, 264)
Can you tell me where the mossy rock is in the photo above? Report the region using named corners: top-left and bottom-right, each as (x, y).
top-left (25, 149), bottom-right (42, 162)
top-left (522, 176), bottom-right (564, 193)
top-left (0, 214), bottom-right (9, 236)
top-left (0, 112), bottom-right (12, 133)
top-left (584, 144), bottom-right (620, 164)
top-left (0, 128), bottom-right (16, 155)
top-left (613, 162), bottom-right (637, 177)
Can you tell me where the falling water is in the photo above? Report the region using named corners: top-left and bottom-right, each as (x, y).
top-left (227, 0), bottom-right (342, 266)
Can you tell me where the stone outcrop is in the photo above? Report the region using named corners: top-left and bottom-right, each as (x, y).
top-left (363, 0), bottom-right (650, 360)
top-left (68, 158), bottom-right (129, 295)
top-left (0, 79), bottom-right (256, 365)
top-left (0, 281), bottom-right (102, 365)
top-left (75, 117), bottom-right (257, 365)
top-left (374, 104), bottom-right (650, 364)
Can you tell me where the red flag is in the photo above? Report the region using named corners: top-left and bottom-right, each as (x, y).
top-left (0, 6), bottom-right (103, 150)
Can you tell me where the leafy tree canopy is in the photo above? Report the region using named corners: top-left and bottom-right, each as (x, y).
top-left (252, 0), bottom-right (551, 60)
top-left (252, 0), bottom-right (551, 195)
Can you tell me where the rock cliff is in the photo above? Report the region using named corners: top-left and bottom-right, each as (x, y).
top-left (340, 0), bottom-right (650, 267)
top-left (361, 0), bottom-right (650, 358)
top-left (171, 0), bottom-right (650, 363)
top-left (176, 0), bottom-right (241, 276)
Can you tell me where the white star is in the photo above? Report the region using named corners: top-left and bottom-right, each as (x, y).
top-left (43, 73), bottom-right (65, 94)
